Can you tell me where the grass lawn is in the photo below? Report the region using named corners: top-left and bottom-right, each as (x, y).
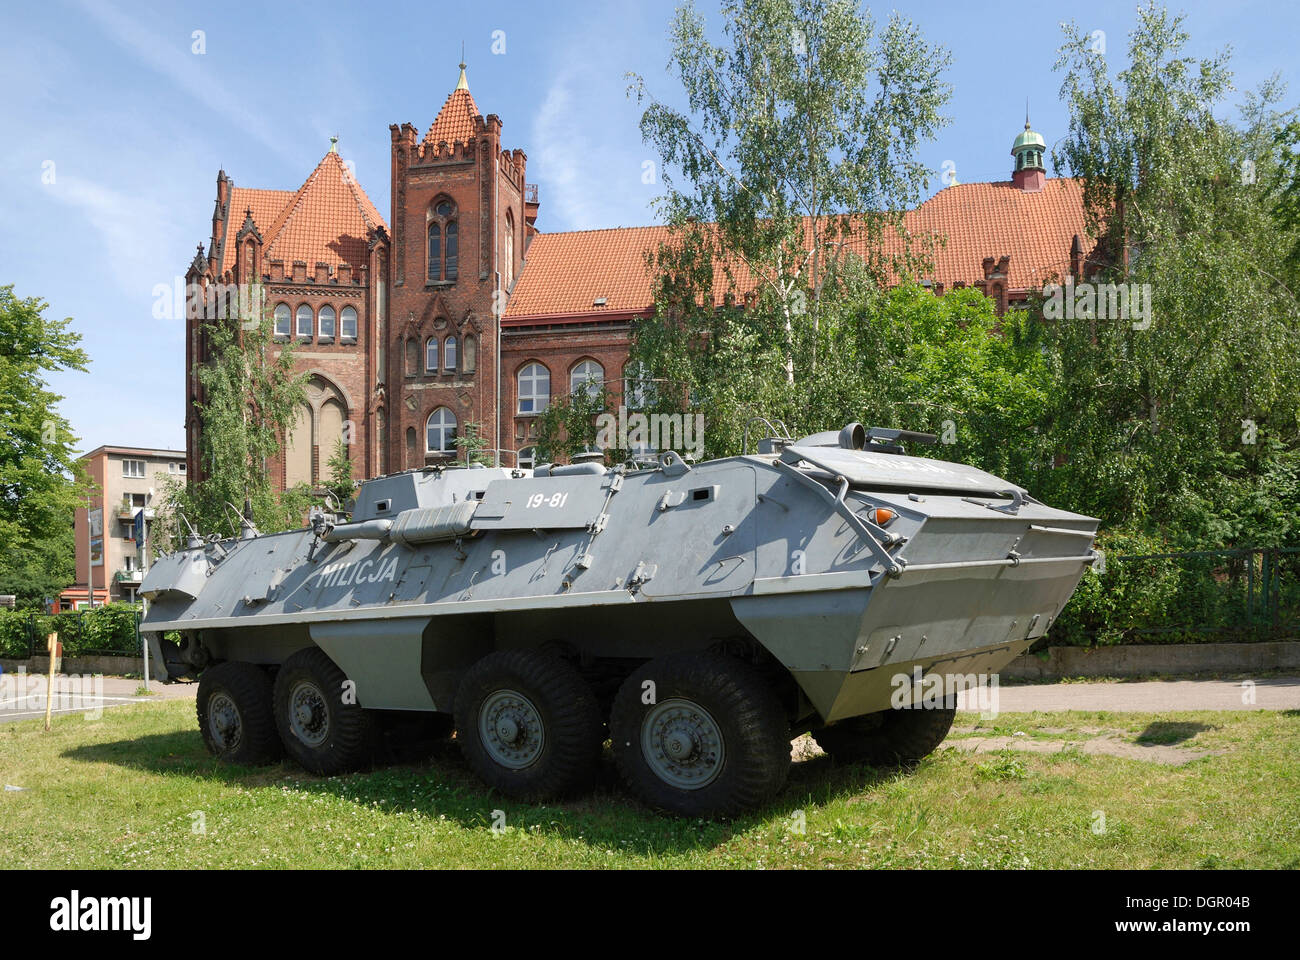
top-left (1, 700), bottom-right (1296, 869)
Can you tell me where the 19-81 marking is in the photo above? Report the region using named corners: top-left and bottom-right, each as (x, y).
top-left (527, 492), bottom-right (570, 509)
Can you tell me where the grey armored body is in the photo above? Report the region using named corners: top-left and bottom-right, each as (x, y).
top-left (141, 423), bottom-right (1098, 816)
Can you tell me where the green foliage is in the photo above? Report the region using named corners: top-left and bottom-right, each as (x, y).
top-left (155, 288), bottom-right (309, 548)
top-left (0, 285), bottom-right (89, 604)
top-left (0, 603), bottom-right (141, 658)
top-left (1044, 4), bottom-right (1300, 528)
top-left (453, 421), bottom-right (495, 467)
top-left (628, 0), bottom-right (951, 391)
top-left (533, 388), bottom-right (610, 464)
top-left (323, 439), bottom-right (356, 510)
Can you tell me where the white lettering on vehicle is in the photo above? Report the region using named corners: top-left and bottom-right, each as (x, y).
top-left (314, 555), bottom-right (398, 590)
top-left (526, 492), bottom-right (570, 509)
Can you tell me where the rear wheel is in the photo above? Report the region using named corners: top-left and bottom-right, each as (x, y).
top-left (273, 647), bottom-right (378, 775)
top-left (454, 649), bottom-right (603, 801)
top-left (610, 653), bottom-right (790, 817)
top-left (196, 661), bottom-right (281, 765)
top-left (812, 699), bottom-right (957, 766)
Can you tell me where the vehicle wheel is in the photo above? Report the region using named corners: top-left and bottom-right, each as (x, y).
top-left (196, 661), bottom-right (281, 765)
top-left (273, 647), bottom-right (378, 775)
top-left (812, 698), bottom-right (957, 766)
top-left (610, 653), bottom-right (790, 817)
top-left (453, 649), bottom-right (603, 801)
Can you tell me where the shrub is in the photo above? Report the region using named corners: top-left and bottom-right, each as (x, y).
top-left (0, 603), bottom-right (141, 658)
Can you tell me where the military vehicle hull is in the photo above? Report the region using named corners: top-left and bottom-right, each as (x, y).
top-left (142, 429), bottom-right (1097, 816)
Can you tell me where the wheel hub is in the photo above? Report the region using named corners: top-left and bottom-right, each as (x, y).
top-left (642, 698), bottom-right (725, 790)
top-left (479, 689), bottom-right (544, 770)
top-left (664, 729), bottom-right (696, 760)
top-left (288, 680), bottom-right (330, 747)
top-left (208, 692), bottom-right (242, 750)
top-left (496, 716), bottom-right (521, 744)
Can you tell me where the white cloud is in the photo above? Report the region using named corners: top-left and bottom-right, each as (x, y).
top-left (46, 173), bottom-right (183, 304)
top-left (75, 0), bottom-right (297, 166)
top-left (531, 63), bottom-right (660, 231)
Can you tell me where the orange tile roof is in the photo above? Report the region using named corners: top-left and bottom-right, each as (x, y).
top-left (503, 178), bottom-right (1092, 322)
top-left (220, 188), bottom-right (294, 272)
top-left (424, 88), bottom-right (480, 145)
top-left (217, 151), bottom-right (387, 276)
top-left (260, 150), bottom-right (387, 272)
top-left (902, 177), bottom-right (1089, 290)
top-left (503, 225), bottom-right (672, 320)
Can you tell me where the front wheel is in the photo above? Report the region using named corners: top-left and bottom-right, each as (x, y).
top-left (610, 653), bottom-right (790, 817)
top-left (196, 661), bottom-right (281, 765)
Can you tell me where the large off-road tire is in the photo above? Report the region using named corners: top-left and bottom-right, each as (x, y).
top-left (273, 647), bottom-right (378, 775)
top-left (196, 661), bottom-right (282, 765)
top-left (454, 649), bottom-right (604, 801)
top-left (610, 653), bottom-right (791, 818)
top-left (812, 698), bottom-right (957, 766)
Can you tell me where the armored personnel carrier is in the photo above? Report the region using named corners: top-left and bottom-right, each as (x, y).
top-left (141, 423), bottom-right (1098, 816)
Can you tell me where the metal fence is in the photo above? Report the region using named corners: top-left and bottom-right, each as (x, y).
top-left (2, 607), bottom-right (144, 659)
top-left (1103, 546), bottom-right (1300, 641)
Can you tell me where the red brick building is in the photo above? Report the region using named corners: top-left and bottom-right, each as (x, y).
top-left (186, 67), bottom-right (1090, 480)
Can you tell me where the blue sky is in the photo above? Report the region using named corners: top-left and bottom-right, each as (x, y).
top-left (1, 0), bottom-right (1295, 455)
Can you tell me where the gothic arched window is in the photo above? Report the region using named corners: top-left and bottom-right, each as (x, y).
top-left (427, 199), bottom-right (458, 282)
top-left (425, 337), bottom-right (438, 372)
top-left (504, 211), bottom-right (515, 288)
top-left (427, 222), bottom-right (441, 281)
top-left (444, 335), bottom-right (457, 371)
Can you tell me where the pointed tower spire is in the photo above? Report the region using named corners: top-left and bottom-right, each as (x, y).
top-left (456, 42), bottom-right (469, 90)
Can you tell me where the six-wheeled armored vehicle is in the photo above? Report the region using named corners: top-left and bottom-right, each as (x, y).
top-left (141, 423), bottom-right (1098, 816)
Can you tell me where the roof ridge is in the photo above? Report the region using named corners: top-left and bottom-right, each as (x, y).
top-left (330, 151), bottom-right (386, 232)
top-left (262, 151), bottom-right (388, 263)
top-left (260, 156), bottom-right (323, 256)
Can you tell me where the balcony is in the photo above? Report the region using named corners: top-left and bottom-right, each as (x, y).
top-left (115, 569), bottom-right (145, 586)
top-left (524, 183), bottom-right (540, 226)
top-left (117, 501), bottom-right (155, 521)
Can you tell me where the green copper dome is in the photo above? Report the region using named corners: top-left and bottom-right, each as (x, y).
top-left (1012, 124), bottom-right (1046, 152)
top-left (1012, 111), bottom-right (1046, 173)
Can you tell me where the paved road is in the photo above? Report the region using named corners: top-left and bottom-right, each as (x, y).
top-left (957, 676), bottom-right (1300, 712)
top-left (2, 674), bottom-right (1298, 726)
top-left (0, 674), bottom-right (196, 726)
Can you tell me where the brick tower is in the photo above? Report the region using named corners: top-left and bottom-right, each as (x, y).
top-left (387, 62), bottom-right (534, 469)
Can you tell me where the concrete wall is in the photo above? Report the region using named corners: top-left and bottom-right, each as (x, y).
top-left (0, 655), bottom-right (144, 676)
top-left (1003, 641), bottom-right (1300, 680)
